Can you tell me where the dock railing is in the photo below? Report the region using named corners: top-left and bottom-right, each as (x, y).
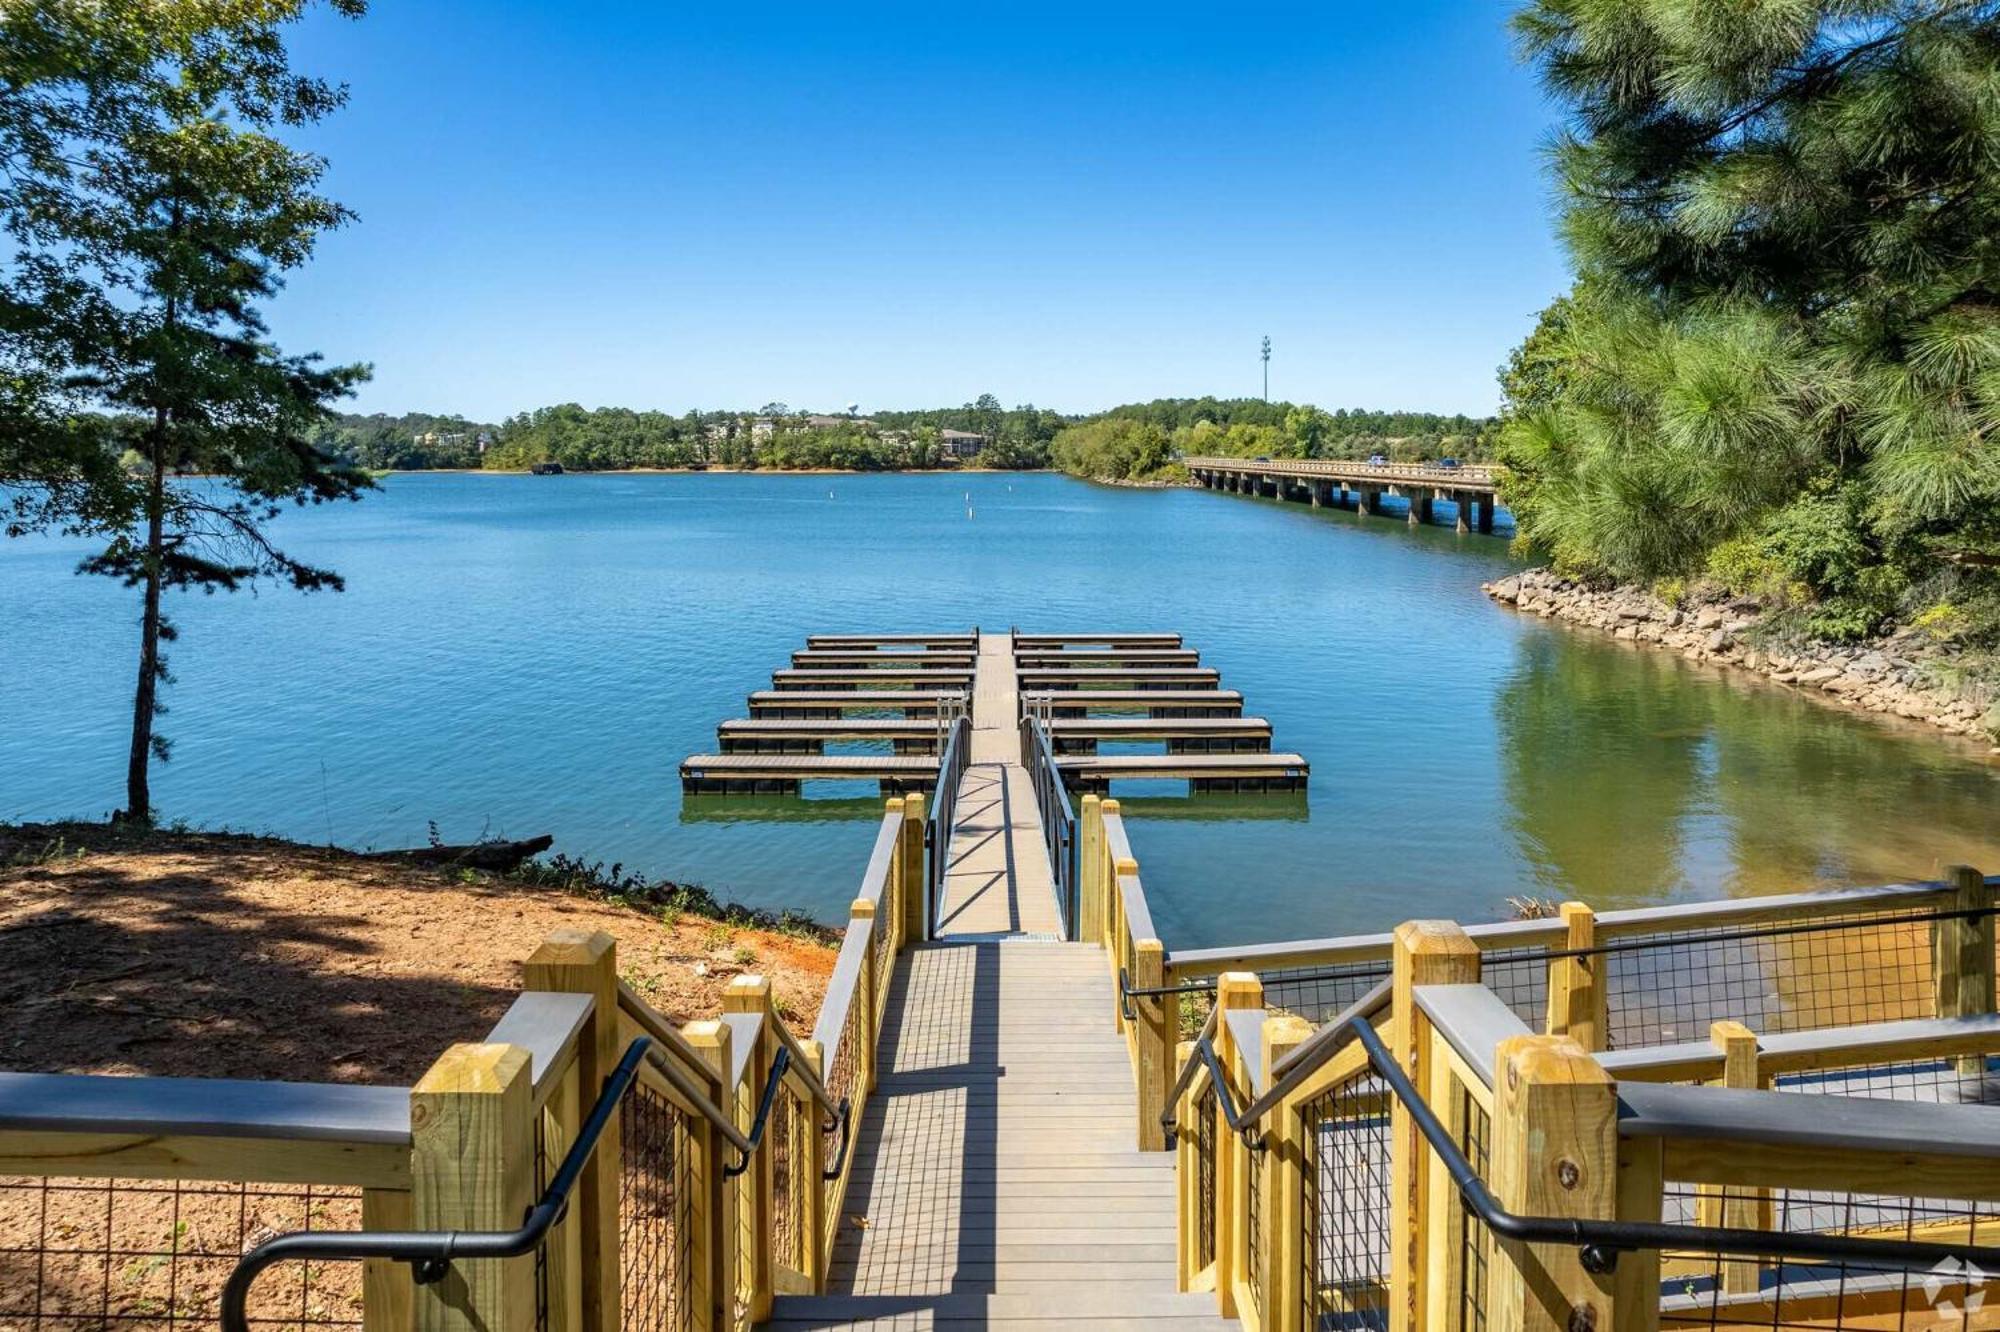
top-left (922, 714), bottom-right (970, 937)
top-left (1018, 713), bottom-right (1080, 939)
top-left (1161, 873), bottom-right (2000, 1332)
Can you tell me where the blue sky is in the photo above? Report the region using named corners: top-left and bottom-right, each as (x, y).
top-left (279, 2), bottom-right (1570, 421)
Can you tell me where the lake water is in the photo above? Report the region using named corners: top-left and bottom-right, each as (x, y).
top-left (4, 471), bottom-right (1997, 950)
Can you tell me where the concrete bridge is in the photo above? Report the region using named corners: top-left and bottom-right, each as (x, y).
top-left (1184, 453), bottom-right (1503, 533)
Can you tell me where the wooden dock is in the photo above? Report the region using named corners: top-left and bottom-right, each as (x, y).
top-left (1045, 716), bottom-right (1273, 753)
top-left (747, 689), bottom-right (968, 718)
top-left (716, 718), bottom-right (952, 754)
top-left (1014, 666), bottom-right (1221, 690)
top-left (1022, 688), bottom-right (1244, 718)
top-left (1055, 750), bottom-right (1310, 792)
top-left (808, 632), bottom-right (979, 649)
top-left (1014, 648), bottom-right (1203, 667)
top-left (791, 649), bottom-right (978, 668)
top-left (773, 668), bottom-right (978, 689)
top-left (1012, 632), bottom-right (1183, 648)
top-left (678, 752), bottom-right (942, 794)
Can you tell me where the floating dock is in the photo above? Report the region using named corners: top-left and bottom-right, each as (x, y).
top-left (684, 632), bottom-right (1307, 795)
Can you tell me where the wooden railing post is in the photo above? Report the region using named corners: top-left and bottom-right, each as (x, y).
top-left (1545, 902), bottom-right (1605, 1052)
top-left (1213, 972), bottom-right (1263, 1318)
top-left (1133, 935), bottom-right (1172, 1151)
top-left (800, 1037), bottom-right (830, 1290)
top-left (1391, 921), bottom-right (1481, 1332)
top-left (411, 1043), bottom-right (537, 1332)
top-left (1487, 1034), bottom-right (1619, 1332)
top-left (721, 977), bottom-right (773, 1321)
top-left (1080, 794), bottom-right (1104, 943)
top-left (851, 898), bottom-right (879, 1093)
top-left (1102, 797), bottom-right (1124, 953)
top-left (1175, 1037), bottom-right (1203, 1292)
top-left (681, 1018), bottom-right (737, 1332)
top-left (1937, 865), bottom-right (1995, 1073)
top-left (524, 930), bottom-right (621, 1332)
top-left (1261, 1014), bottom-right (1314, 1332)
top-left (361, 1189), bottom-right (414, 1332)
top-left (883, 797), bottom-right (906, 951)
top-left (1696, 1021), bottom-right (1766, 1295)
top-left (900, 793), bottom-right (927, 940)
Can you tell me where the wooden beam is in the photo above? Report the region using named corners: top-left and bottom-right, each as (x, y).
top-left (1937, 864), bottom-right (1995, 1075)
top-left (411, 1043), bottom-right (536, 1332)
top-left (1391, 922), bottom-right (1482, 1332)
top-left (1488, 1036), bottom-right (1619, 1332)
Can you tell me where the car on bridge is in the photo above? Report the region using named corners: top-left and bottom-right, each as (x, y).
top-left (1366, 452), bottom-right (1388, 465)
top-left (1437, 457), bottom-right (1462, 469)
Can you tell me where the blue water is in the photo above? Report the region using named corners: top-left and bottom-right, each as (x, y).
top-left (4, 472), bottom-right (1997, 949)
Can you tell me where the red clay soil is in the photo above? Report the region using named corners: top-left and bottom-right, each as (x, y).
top-left (0, 822), bottom-right (835, 1084)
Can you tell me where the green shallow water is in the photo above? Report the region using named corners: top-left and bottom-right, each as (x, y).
top-left (3, 471), bottom-right (1996, 950)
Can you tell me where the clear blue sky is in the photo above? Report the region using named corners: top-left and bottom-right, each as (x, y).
top-left (278, 2), bottom-right (1570, 422)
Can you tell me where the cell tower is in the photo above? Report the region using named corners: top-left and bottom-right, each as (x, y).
top-left (1261, 336), bottom-right (1272, 401)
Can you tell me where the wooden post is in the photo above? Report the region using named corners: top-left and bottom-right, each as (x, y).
top-left (882, 796), bottom-right (906, 951)
top-left (721, 978), bottom-right (773, 1319)
top-left (1176, 1038), bottom-right (1203, 1291)
top-left (1080, 794), bottom-right (1104, 944)
top-left (1545, 903), bottom-right (1606, 1052)
top-left (1936, 865), bottom-right (1995, 1072)
top-left (1134, 936), bottom-right (1172, 1151)
top-left (681, 1018), bottom-right (737, 1332)
top-left (1102, 798), bottom-right (1124, 952)
top-left (1487, 1035), bottom-right (1619, 1332)
top-left (800, 1037), bottom-right (830, 1289)
top-left (361, 1189), bottom-right (414, 1332)
top-left (411, 1043), bottom-right (536, 1332)
top-left (1697, 1020), bottom-right (1766, 1294)
top-left (851, 898), bottom-right (879, 1092)
top-left (524, 929), bottom-right (621, 1332)
top-left (1213, 973), bottom-right (1263, 1318)
top-left (1611, 1136), bottom-right (1663, 1332)
top-left (900, 792), bottom-right (928, 940)
top-left (1391, 921), bottom-right (1482, 1332)
top-left (1261, 1014), bottom-right (1315, 1332)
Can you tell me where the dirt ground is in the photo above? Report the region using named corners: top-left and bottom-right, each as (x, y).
top-left (0, 823), bottom-right (838, 1329)
top-left (0, 822), bottom-right (835, 1083)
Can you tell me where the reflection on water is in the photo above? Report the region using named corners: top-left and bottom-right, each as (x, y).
top-left (2, 471), bottom-right (1995, 943)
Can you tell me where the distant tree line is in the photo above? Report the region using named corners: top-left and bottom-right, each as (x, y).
top-left (315, 393), bottom-right (1492, 482)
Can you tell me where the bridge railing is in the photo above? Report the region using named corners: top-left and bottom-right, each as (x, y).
top-left (1182, 454), bottom-right (1499, 486)
top-left (924, 715), bottom-right (971, 937)
top-left (1167, 899), bottom-right (2000, 1332)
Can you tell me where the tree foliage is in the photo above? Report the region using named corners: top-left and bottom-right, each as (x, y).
top-left (1501, 0), bottom-right (2000, 641)
top-left (0, 0), bottom-right (371, 820)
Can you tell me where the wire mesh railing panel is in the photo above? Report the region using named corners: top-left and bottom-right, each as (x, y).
top-left (1248, 1131), bottom-right (1265, 1320)
top-left (1456, 1089), bottom-right (1492, 1332)
top-left (1599, 909), bottom-right (1940, 1048)
top-left (769, 1082), bottom-right (801, 1276)
top-left (1264, 964), bottom-right (1394, 1028)
top-left (822, 1001), bottom-right (865, 1226)
top-left (1478, 949), bottom-right (1550, 1033)
top-left (1301, 1073), bottom-right (1390, 1332)
top-left (620, 1081), bottom-right (693, 1332)
top-left (1195, 1082), bottom-right (1218, 1273)
top-left (0, 1176), bottom-right (363, 1332)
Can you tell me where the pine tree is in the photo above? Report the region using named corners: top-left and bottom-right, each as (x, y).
top-left (0, 1), bottom-right (371, 822)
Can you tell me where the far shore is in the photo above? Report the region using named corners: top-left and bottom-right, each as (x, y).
top-left (376, 464), bottom-right (1055, 477)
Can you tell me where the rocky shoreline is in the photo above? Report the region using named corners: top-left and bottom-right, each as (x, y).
top-left (1484, 569), bottom-right (1998, 748)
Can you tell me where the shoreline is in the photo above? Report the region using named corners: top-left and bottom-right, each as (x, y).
top-left (1485, 569), bottom-right (1999, 754)
top-left (376, 465), bottom-right (1055, 477)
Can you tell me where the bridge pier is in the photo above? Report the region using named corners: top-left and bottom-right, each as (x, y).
top-left (1479, 495), bottom-right (1495, 533)
top-left (1456, 491), bottom-right (1471, 533)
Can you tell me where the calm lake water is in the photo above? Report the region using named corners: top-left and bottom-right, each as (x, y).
top-left (4, 471), bottom-right (1997, 949)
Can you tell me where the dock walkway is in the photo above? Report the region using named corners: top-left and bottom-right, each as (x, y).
top-left (766, 634), bottom-right (1234, 1329)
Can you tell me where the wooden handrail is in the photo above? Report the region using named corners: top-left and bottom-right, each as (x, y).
top-left (617, 976), bottom-right (725, 1093)
top-left (1166, 875), bottom-right (1996, 977)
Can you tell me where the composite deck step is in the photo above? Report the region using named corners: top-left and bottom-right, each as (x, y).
top-left (1013, 666), bottom-right (1221, 690)
top-left (807, 633), bottom-right (979, 649)
top-left (1045, 716), bottom-right (1272, 753)
top-left (1018, 688), bottom-right (1244, 718)
top-left (679, 752), bottom-right (940, 793)
top-left (1012, 648), bottom-right (1203, 666)
top-left (791, 649), bottom-right (978, 668)
top-left (765, 1291), bottom-right (1240, 1329)
top-left (716, 717), bottom-right (951, 753)
top-left (1054, 751), bottom-right (1309, 792)
top-left (747, 689), bottom-right (968, 718)
top-left (1010, 632), bottom-right (1183, 648)
top-left (773, 668), bottom-right (978, 689)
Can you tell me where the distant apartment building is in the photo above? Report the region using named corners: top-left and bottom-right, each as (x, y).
top-left (941, 429), bottom-right (989, 460)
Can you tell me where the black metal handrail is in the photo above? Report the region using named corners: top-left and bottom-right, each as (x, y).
top-left (1163, 1035), bottom-right (1268, 1152)
top-left (1285, 1003), bottom-right (2000, 1277)
top-left (925, 713), bottom-right (971, 937)
top-left (220, 1036), bottom-right (653, 1332)
top-left (1017, 714), bottom-right (1079, 939)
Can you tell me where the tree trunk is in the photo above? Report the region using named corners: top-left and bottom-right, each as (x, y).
top-left (122, 452), bottom-right (165, 824)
